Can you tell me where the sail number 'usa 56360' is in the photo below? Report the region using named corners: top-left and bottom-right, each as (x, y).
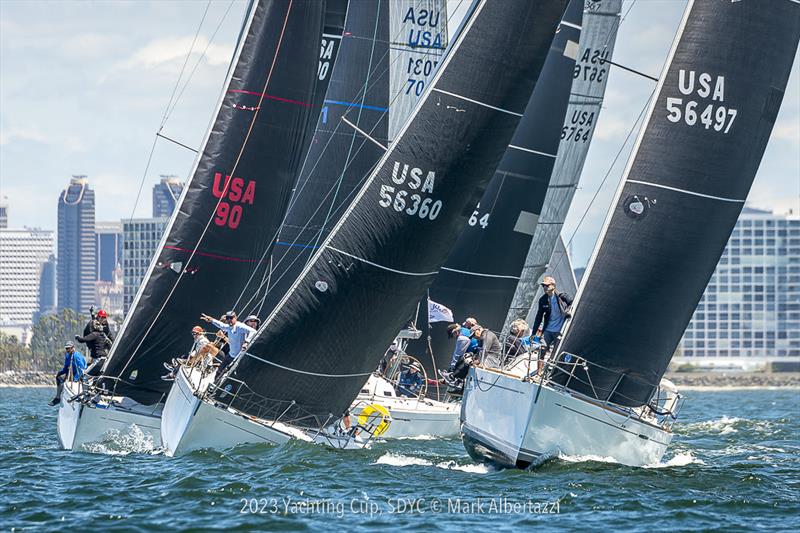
top-left (379, 162), bottom-right (441, 220)
top-left (665, 70), bottom-right (737, 133)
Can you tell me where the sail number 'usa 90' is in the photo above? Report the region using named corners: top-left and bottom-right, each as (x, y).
top-left (379, 162), bottom-right (441, 220)
top-left (665, 70), bottom-right (737, 133)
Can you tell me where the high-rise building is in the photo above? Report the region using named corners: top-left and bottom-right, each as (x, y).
top-left (37, 254), bottom-right (57, 320)
top-left (0, 199), bottom-right (8, 229)
top-left (57, 176), bottom-right (96, 313)
top-left (152, 175), bottom-right (184, 218)
top-left (96, 221), bottom-right (123, 282)
top-left (95, 264), bottom-right (124, 317)
top-left (123, 217), bottom-right (168, 312)
top-left (680, 207), bottom-right (800, 359)
top-left (0, 228), bottom-right (55, 339)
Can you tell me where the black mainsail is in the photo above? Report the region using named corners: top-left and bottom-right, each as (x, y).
top-left (405, 0), bottom-right (583, 371)
top-left (221, 0), bottom-right (568, 427)
top-left (102, 0), bottom-right (336, 404)
top-left (556, 0), bottom-right (800, 407)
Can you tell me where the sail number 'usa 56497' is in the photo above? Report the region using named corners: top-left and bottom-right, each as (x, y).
top-left (665, 70), bottom-right (737, 133)
top-left (379, 162), bottom-right (441, 220)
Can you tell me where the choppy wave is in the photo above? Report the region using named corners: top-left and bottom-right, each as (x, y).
top-left (556, 451), bottom-right (704, 469)
top-left (81, 424), bottom-right (162, 456)
top-left (374, 453), bottom-right (491, 473)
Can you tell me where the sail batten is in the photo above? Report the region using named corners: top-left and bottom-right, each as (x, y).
top-left (556, 0), bottom-right (800, 407)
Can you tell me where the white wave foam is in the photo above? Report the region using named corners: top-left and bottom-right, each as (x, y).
top-left (81, 424), bottom-right (162, 456)
top-left (374, 453), bottom-right (432, 467)
top-left (558, 453), bottom-right (619, 464)
top-left (394, 434), bottom-right (438, 441)
top-left (374, 453), bottom-right (491, 473)
top-left (644, 452), bottom-right (704, 469)
top-left (692, 415), bottom-right (743, 434)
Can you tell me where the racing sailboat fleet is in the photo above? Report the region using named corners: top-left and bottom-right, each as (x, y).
top-left (55, 0), bottom-right (799, 469)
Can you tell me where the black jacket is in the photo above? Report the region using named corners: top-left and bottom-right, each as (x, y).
top-left (532, 291), bottom-right (573, 333)
top-left (75, 330), bottom-right (111, 360)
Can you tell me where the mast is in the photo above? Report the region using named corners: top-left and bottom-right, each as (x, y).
top-left (506, 0), bottom-right (623, 324)
top-left (405, 0), bottom-right (583, 372)
top-left (220, 0), bottom-right (569, 428)
top-left (101, 0), bottom-right (334, 404)
top-left (556, 0), bottom-right (800, 407)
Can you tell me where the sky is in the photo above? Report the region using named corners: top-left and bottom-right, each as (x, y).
top-left (0, 0), bottom-right (798, 268)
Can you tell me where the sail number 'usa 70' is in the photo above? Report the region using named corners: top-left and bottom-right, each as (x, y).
top-left (665, 70), bottom-right (737, 133)
top-left (379, 162), bottom-right (441, 220)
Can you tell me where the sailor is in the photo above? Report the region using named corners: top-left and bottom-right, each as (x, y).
top-left (461, 317), bottom-right (479, 353)
top-left (447, 323), bottom-right (470, 371)
top-left (162, 326), bottom-right (213, 380)
top-left (49, 341), bottom-right (87, 406)
top-left (83, 308), bottom-right (113, 339)
top-left (243, 315), bottom-right (261, 330)
top-left (471, 325), bottom-right (502, 367)
top-left (74, 320), bottom-right (111, 376)
top-left (531, 275), bottom-right (573, 355)
top-left (504, 319), bottom-right (529, 363)
top-left (201, 310), bottom-right (256, 376)
top-left (396, 362), bottom-right (424, 397)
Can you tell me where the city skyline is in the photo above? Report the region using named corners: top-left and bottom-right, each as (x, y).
top-left (1, 1), bottom-right (798, 268)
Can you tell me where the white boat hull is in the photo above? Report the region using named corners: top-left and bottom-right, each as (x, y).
top-left (56, 380), bottom-right (163, 451)
top-left (353, 375), bottom-right (459, 438)
top-left (162, 367), bottom-right (315, 457)
top-left (461, 367), bottom-right (673, 468)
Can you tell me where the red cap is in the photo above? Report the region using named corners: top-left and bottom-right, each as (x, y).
top-left (97, 309), bottom-right (107, 318)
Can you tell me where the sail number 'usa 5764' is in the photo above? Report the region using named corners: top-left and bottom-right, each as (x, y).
top-left (665, 70), bottom-right (737, 133)
top-left (379, 162), bottom-right (441, 220)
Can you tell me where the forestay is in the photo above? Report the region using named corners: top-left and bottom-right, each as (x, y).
top-left (221, 0), bottom-right (568, 428)
top-left (556, 0), bottom-right (800, 407)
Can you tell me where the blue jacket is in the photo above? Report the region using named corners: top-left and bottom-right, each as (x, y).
top-left (58, 351), bottom-right (86, 381)
top-left (460, 326), bottom-right (479, 352)
top-left (397, 370), bottom-right (423, 397)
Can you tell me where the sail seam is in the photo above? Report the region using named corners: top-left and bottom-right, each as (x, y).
top-left (432, 88), bottom-right (523, 117)
top-left (243, 352), bottom-right (373, 378)
top-left (440, 267), bottom-right (520, 280)
top-left (626, 180), bottom-right (746, 203)
top-left (508, 144), bottom-right (557, 158)
top-left (328, 247), bottom-right (439, 276)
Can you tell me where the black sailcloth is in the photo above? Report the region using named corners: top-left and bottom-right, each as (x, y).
top-left (405, 0), bottom-right (582, 374)
top-left (245, 0), bottom-right (391, 319)
top-left (556, 0), bottom-right (800, 407)
top-left (102, 0), bottom-right (332, 404)
top-left (221, 0), bottom-right (568, 427)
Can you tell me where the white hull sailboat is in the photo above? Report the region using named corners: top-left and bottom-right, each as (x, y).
top-left (352, 374), bottom-right (460, 439)
top-left (461, 363), bottom-right (679, 468)
top-left (56, 380), bottom-right (162, 452)
top-left (161, 366), bottom-right (378, 457)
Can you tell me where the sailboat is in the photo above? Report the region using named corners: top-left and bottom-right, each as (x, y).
top-left (461, 0), bottom-right (800, 468)
top-left (160, 0), bottom-right (569, 457)
top-left (376, 0), bottom-right (621, 439)
top-left (56, 0), bottom-right (345, 452)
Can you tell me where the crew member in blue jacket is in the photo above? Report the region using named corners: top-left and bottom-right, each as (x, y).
top-left (49, 341), bottom-right (87, 406)
top-left (397, 362), bottom-right (424, 397)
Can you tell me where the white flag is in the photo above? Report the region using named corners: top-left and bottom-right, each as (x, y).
top-left (427, 298), bottom-right (454, 323)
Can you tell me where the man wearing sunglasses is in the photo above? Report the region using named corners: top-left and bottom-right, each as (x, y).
top-left (201, 310), bottom-right (256, 376)
top-left (531, 276), bottom-right (573, 356)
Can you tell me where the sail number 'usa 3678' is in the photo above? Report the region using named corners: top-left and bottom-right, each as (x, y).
top-left (665, 70), bottom-right (737, 133)
top-left (379, 162), bottom-right (441, 220)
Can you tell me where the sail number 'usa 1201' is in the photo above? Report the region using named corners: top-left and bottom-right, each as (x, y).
top-left (665, 70), bottom-right (737, 133)
top-left (379, 162), bottom-right (441, 220)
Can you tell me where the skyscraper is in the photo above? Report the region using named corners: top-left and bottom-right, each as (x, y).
top-left (680, 207), bottom-right (800, 359)
top-left (152, 175), bottom-right (184, 218)
top-left (122, 217), bottom-right (169, 312)
top-left (57, 176), bottom-right (96, 313)
top-left (0, 227), bottom-right (54, 338)
top-left (0, 199), bottom-right (8, 229)
top-left (96, 221), bottom-right (123, 282)
top-left (37, 254), bottom-right (57, 320)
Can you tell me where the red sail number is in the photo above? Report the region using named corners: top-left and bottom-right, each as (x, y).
top-left (212, 172), bottom-right (256, 229)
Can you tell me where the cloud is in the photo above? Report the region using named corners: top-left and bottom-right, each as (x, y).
top-left (0, 126), bottom-right (48, 146)
top-left (116, 36), bottom-right (233, 72)
top-left (770, 118), bottom-right (800, 142)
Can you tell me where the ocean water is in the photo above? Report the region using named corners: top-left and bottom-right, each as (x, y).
top-left (2, 387), bottom-right (798, 531)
